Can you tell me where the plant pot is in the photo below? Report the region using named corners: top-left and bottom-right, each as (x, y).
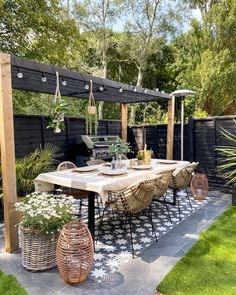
top-left (87, 106), bottom-right (96, 115)
top-left (54, 122), bottom-right (61, 133)
top-left (19, 226), bottom-right (58, 271)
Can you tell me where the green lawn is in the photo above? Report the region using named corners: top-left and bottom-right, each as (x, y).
top-left (0, 271), bottom-right (27, 295)
top-left (157, 206), bottom-right (236, 295)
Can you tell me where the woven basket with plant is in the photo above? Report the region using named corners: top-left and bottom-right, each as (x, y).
top-left (15, 192), bottom-right (78, 271)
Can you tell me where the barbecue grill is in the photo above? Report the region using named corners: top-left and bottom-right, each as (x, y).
top-left (76, 135), bottom-right (121, 166)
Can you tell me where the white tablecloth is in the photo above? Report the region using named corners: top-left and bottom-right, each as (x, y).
top-left (35, 159), bottom-right (190, 204)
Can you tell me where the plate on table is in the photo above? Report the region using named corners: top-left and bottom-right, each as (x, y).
top-left (157, 160), bottom-right (178, 164)
top-left (101, 168), bottom-right (126, 176)
top-left (72, 166), bottom-right (98, 173)
top-left (130, 165), bottom-right (152, 170)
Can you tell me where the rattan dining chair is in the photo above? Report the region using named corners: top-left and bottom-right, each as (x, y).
top-left (152, 169), bottom-right (175, 223)
top-left (57, 161), bottom-right (89, 218)
top-left (169, 162), bottom-right (199, 219)
top-left (97, 174), bottom-right (164, 258)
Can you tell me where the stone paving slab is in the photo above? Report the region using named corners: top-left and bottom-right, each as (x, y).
top-left (0, 191), bottom-right (231, 295)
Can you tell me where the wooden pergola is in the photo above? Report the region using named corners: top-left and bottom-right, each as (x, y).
top-left (0, 52), bottom-right (175, 252)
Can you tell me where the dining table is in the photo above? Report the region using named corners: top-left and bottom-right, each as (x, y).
top-left (34, 159), bottom-right (190, 241)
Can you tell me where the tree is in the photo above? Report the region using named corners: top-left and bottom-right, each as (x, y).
top-left (74, 0), bottom-right (123, 119)
top-left (120, 0), bottom-right (187, 124)
top-left (171, 0), bottom-right (236, 116)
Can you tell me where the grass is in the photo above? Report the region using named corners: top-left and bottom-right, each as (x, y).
top-left (157, 206), bottom-right (236, 295)
top-left (0, 271), bottom-right (27, 295)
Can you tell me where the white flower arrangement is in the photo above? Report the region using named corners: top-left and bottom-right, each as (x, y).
top-left (15, 192), bottom-right (78, 235)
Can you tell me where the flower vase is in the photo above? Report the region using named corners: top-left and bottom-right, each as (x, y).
top-left (116, 154), bottom-right (123, 169)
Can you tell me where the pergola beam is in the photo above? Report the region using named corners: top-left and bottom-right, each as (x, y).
top-left (0, 53), bottom-right (19, 252)
top-left (166, 95), bottom-right (175, 160)
top-left (121, 103), bottom-right (128, 141)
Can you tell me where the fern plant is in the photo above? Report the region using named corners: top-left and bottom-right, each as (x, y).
top-left (0, 144), bottom-right (62, 198)
top-left (216, 120), bottom-right (236, 185)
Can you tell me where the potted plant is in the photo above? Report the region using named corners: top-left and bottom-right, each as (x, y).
top-left (47, 99), bottom-right (69, 133)
top-left (86, 80), bottom-right (98, 135)
top-left (137, 151), bottom-right (144, 165)
top-left (216, 121), bottom-right (236, 205)
top-left (109, 139), bottom-right (130, 168)
top-left (15, 192), bottom-right (77, 271)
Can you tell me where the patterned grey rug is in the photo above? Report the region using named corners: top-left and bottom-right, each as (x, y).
top-left (79, 190), bottom-right (210, 289)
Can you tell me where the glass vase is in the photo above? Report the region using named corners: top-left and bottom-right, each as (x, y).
top-left (116, 154), bottom-right (123, 169)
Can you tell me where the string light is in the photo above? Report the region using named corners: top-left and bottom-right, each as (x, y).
top-left (17, 68), bottom-right (23, 79)
top-left (144, 89), bottom-right (148, 93)
top-left (62, 78), bottom-right (67, 86)
top-left (133, 87), bottom-right (137, 92)
top-left (99, 86), bottom-right (104, 91)
top-left (119, 87), bottom-right (123, 93)
top-left (41, 73), bottom-right (47, 83)
top-left (85, 83), bottom-right (89, 90)
top-left (155, 88), bottom-right (159, 92)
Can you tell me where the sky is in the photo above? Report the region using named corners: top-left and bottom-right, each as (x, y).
top-left (112, 7), bottom-right (202, 33)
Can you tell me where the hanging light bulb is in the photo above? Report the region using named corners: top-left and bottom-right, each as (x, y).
top-left (17, 68), bottom-right (23, 79)
top-left (119, 87), bottom-right (123, 93)
top-left (85, 83), bottom-right (89, 90)
top-left (133, 87), bottom-right (137, 92)
top-left (41, 73), bottom-right (47, 83)
top-left (62, 78), bottom-right (67, 86)
top-left (99, 86), bottom-right (104, 92)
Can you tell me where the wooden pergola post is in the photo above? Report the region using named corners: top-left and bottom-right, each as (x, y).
top-left (121, 103), bottom-right (128, 141)
top-left (0, 53), bottom-right (19, 252)
top-left (166, 95), bottom-right (175, 160)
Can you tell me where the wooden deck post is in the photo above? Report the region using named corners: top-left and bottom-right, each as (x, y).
top-left (121, 103), bottom-right (128, 141)
top-left (166, 95), bottom-right (175, 160)
top-left (0, 53), bottom-right (19, 252)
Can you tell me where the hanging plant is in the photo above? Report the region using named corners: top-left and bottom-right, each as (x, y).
top-left (47, 72), bottom-right (69, 133)
top-left (86, 80), bottom-right (98, 135)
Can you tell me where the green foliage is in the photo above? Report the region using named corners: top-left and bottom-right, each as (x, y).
top-left (15, 144), bottom-right (62, 196)
top-left (216, 121), bottom-right (236, 184)
top-left (172, 1), bottom-right (236, 116)
top-left (85, 107), bottom-right (98, 135)
top-left (15, 192), bottom-right (77, 235)
top-left (108, 139), bottom-right (131, 156)
top-left (0, 270), bottom-right (27, 295)
top-left (158, 206), bottom-right (236, 295)
top-left (47, 99), bottom-right (70, 131)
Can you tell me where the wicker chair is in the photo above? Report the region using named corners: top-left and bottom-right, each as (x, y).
top-left (57, 161), bottom-right (89, 218)
top-left (87, 159), bottom-right (106, 166)
top-left (152, 169), bottom-right (174, 223)
top-left (97, 174), bottom-right (164, 258)
top-left (169, 162), bottom-right (199, 219)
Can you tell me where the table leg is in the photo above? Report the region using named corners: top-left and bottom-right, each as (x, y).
top-left (88, 191), bottom-right (95, 241)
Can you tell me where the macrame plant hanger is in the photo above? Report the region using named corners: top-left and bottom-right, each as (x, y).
top-left (53, 71), bottom-right (64, 133)
top-left (86, 80), bottom-right (98, 135)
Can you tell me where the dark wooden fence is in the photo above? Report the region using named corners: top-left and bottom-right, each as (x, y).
top-left (14, 114), bottom-right (121, 162)
top-left (128, 115), bottom-right (236, 190)
top-left (13, 114), bottom-right (236, 191)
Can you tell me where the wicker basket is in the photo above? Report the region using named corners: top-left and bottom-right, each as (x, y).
top-left (190, 173), bottom-right (208, 201)
top-left (19, 226), bottom-right (58, 272)
top-left (56, 221), bottom-right (94, 284)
